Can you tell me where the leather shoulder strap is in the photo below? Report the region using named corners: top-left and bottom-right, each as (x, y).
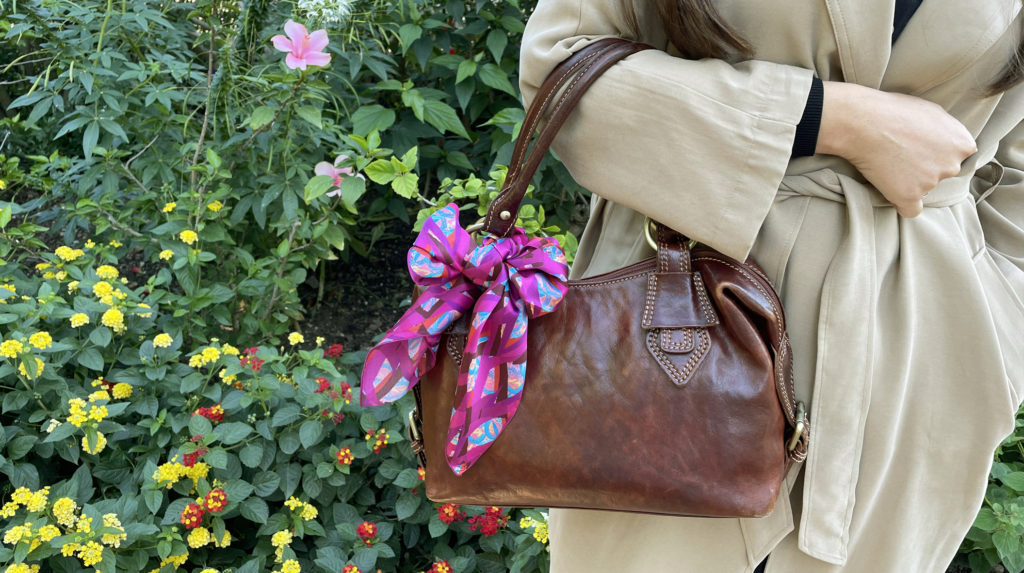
top-left (482, 39), bottom-right (652, 237)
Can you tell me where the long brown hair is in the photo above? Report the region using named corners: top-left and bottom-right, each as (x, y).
top-left (627, 0), bottom-right (1023, 94)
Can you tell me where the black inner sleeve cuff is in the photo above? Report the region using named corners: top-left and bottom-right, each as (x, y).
top-left (791, 76), bottom-right (824, 158)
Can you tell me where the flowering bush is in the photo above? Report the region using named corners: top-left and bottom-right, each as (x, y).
top-left (0, 241), bottom-right (551, 572)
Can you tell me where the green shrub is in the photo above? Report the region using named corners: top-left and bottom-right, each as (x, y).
top-left (0, 240), bottom-right (550, 572)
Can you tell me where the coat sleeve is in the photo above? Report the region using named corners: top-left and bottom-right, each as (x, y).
top-left (519, 0), bottom-right (815, 260)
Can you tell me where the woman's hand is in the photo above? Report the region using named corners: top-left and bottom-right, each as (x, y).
top-left (816, 81), bottom-right (978, 218)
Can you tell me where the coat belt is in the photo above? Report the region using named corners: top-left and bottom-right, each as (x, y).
top-left (775, 168), bottom-right (971, 564)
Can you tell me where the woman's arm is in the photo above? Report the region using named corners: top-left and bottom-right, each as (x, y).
top-left (521, 0), bottom-right (978, 258)
top-left (817, 81), bottom-right (977, 218)
top-left (520, 0), bottom-right (814, 261)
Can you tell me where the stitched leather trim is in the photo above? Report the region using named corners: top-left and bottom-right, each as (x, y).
top-left (646, 328), bottom-right (710, 387)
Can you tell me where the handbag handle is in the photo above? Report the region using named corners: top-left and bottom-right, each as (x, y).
top-left (481, 38), bottom-right (652, 237)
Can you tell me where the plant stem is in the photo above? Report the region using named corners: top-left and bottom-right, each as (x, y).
top-left (189, 0), bottom-right (217, 190)
top-left (260, 220), bottom-right (302, 323)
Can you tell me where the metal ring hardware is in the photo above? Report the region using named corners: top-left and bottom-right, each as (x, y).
top-left (787, 401), bottom-right (807, 452)
top-left (644, 217), bottom-right (698, 251)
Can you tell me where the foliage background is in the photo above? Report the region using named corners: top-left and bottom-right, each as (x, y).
top-left (0, 0), bottom-right (1022, 572)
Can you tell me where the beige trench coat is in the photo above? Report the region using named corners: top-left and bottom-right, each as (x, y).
top-left (519, 1), bottom-right (1024, 571)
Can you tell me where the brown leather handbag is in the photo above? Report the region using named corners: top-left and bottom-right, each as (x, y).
top-left (407, 38), bottom-right (810, 518)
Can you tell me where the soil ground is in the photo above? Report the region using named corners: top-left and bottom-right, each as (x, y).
top-left (297, 232), bottom-right (412, 352)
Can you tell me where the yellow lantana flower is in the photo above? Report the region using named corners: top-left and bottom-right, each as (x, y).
top-left (38, 524), bottom-right (61, 542)
top-left (28, 331), bottom-right (52, 350)
top-left (101, 308), bottom-right (125, 332)
top-left (179, 230), bottom-right (198, 245)
top-left (96, 265), bottom-right (119, 279)
top-left (153, 333), bottom-right (173, 348)
top-left (70, 313), bottom-right (90, 327)
top-left (162, 202), bottom-right (176, 213)
top-left (159, 249), bottom-right (174, 260)
top-left (92, 281), bottom-right (113, 298)
top-left (55, 246), bottom-right (85, 261)
top-left (0, 339), bottom-right (24, 358)
top-left (207, 200), bottom-right (224, 212)
top-left (288, 332), bottom-right (304, 345)
top-left (187, 526), bottom-right (212, 548)
top-left (53, 497), bottom-right (77, 527)
top-left (112, 383), bottom-right (132, 399)
top-left (26, 486), bottom-right (49, 512)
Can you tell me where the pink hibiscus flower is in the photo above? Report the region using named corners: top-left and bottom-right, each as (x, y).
top-left (315, 155), bottom-right (364, 197)
top-left (271, 20), bottom-right (331, 70)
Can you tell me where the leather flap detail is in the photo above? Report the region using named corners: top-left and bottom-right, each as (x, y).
top-left (642, 272), bottom-right (719, 329)
top-left (658, 328), bottom-right (695, 354)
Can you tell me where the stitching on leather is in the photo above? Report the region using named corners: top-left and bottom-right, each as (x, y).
top-left (692, 271), bottom-right (718, 325)
top-left (568, 273), bottom-right (649, 290)
top-left (646, 328), bottom-right (709, 386)
top-left (642, 275), bottom-right (657, 328)
top-left (660, 329), bottom-right (694, 352)
top-left (692, 257), bottom-right (783, 342)
top-left (446, 335), bottom-right (464, 366)
top-left (693, 256), bottom-right (795, 420)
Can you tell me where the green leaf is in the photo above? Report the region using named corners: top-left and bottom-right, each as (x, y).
top-left (250, 106), bottom-right (276, 130)
top-left (393, 468), bottom-right (421, 488)
top-left (305, 174), bottom-right (334, 204)
top-left (239, 497), bottom-right (269, 524)
top-left (352, 106), bottom-right (395, 135)
top-left (205, 148), bottom-right (222, 169)
top-left (205, 447), bottom-right (228, 469)
top-left (993, 529), bottom-right (1023, 565)
top-left (456, 59), bottom-right (477, 84)
top-left (428, 516), bottom-right (449, 538)
top-left (398, 23), bottom-right (423, 54)
top-left (365, 159), bottom-right (397, 184)
top-left (278, 430), bottom-right (301, 455)
top-left (478, 63), bottom-right (518, 97)
top-left (77, 348), bottom-right (105, 371)
top-left (240, 443), bottom-right (263, 468)
top-left (7, 435), bottom-right (37, 460)
top-left (422, 100), bottom-right (470, 139)
top-left (402, 88), bottom-right (426, 120)
top-left (395, 490), bottom-right (420, 520)
top-left (315, 547), bottom-right (348, 571)
top-left (223, 480), bottom-right (255, 503)
top-left (251, 471), bottom-right (280, 497)
top-left (999, 472), bottom-right (1024, 493)
top-left (43, 422), bottom-right (79, 443)
top-left (352, 547), bottom-right (378, 572)
top-left (486, 29), bottom-right (508, 63)
top-left (296, 105), bottom-right (322, 129)
top-left (189, 414), bottom-right (213, 436)
top-left (299, 420), bottom-right (323, 449)
top-left (391, 172), bottom-right (419, 199)
top-left (89, 326), bottom-right (113, 347)
top-left (217, 422), bottom-right (253, 446)
top-left (143, 488), bottom-right (163, 515)
top-left (271, 404), bottom-right (302, 427)
top-left (340, 176), bottom-right (366, 210)
top-left (83, 121), bottom-right (100, 158)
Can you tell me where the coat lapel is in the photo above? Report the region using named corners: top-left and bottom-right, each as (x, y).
top-left (883, 0), bottom-right (1022, 95)
top-left (823, 0), bottom-right (894, 87)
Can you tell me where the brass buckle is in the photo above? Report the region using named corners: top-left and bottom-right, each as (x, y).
top-left (407, 410), bottom-right (422, 443)
top-left (643, 217), bottom-right (697, 251)
top-left (787, 401), bottom-right (806, 452)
